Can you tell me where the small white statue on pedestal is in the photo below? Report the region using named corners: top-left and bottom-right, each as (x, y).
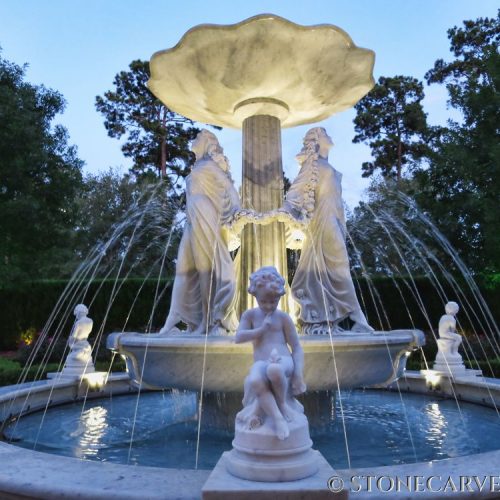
top-left (61, 304), bottom-right (95, 379)
top-left (226, 267), bottom-right (318, 482)
top-left (433, 301), bottom-right (467, 376)
top-left (235, 266), bottom-right (307, 440)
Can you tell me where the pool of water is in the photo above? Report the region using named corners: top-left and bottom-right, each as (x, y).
top-left (5, 390), bottom-right (500, 469)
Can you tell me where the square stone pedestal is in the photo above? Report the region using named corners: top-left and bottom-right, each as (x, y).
top-left (202, 450), bottom-right (347, 499)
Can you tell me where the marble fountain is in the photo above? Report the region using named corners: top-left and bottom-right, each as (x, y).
top-left (108, 13), bottom-right (424, 393)
top-left (1, 14), bottom-right (499, 499)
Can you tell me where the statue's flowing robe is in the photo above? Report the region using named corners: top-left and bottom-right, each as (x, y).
top-left (165, 159), bottom-right (240, 332)
top-left (285, 158), bottom-right (363, 325)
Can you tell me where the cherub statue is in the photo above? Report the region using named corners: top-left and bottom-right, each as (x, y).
top-left (63, 304), bottom-right (95, 376)
top-left (437, 301), bottom-right (462, 358)
top-left (235, 267), bottom-right (306, 440)
top-left (433, 301), bottom-right (483, 378)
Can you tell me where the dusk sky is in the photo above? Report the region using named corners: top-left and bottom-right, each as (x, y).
top-left (1, 0), bottom-right (498, 207)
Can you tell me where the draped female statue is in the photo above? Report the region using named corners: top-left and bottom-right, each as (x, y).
top-left (280, 127), bottom-right (373, 334)
top-left (160, 130), bottom-right (240, 335)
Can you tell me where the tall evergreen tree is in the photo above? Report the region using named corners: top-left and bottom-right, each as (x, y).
top-left (416, 12), bottom-right (500, 272)
top-left (95, 60), bottom-right (200, 188)
top-left (353, 76), bottom-right (431, 183)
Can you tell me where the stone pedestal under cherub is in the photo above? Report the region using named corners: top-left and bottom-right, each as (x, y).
top-left (225, 267), bottom-right (318, 482)
top-left (60, 304), bottom-right (95, 379)
top-left (433, 301), bottom-right (468, 376)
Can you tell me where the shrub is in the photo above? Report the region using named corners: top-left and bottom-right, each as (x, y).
top-left (465, 358), bottom-right (500, 378)
top-left (0, 355), bottom-right (126, 387)
top-left (0, 278), bottom-right (173, 350)
top-left (0, 358), bottom-right (61, 387)
top-left (0, 274), bottom-right (498, 366)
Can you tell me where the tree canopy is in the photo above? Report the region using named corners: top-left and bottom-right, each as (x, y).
top-left (95, 60), bottom-right (200, 189)
top-left (350, 12), bottom-right (499, 274)
top-left (75, 168), bottom-right (182, 278)
top-left (416, 12), bottom-right (500, 272)
top-left (353, 76), bottom-right (431, 182)
top-left (0, 52), bottom-right (83, 285)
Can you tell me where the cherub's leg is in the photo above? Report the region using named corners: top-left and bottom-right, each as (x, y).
top-left (451, 333), bottom-right (461, 356)
top-left (248, 361), bottom-right (289, 440)
top-left (266, 361), bottom-right (293, 422)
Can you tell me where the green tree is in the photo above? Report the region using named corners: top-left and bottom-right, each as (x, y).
top-left (425, 12), bottom-right (499, 127)
top-left (0, 52), bottom-right (83, 285)
top-left (75, 169), bottom-right (182, 278)
top-left (347, 177), bottom-right (441, 277)
top-left (416, 12), bottom-right (500, 272)
top-left (76, 168), bottom-right (139, 258)
top-left (353, 76), bottom-right (432, 182)
top-left (95, 60), bottom-right (200, 186)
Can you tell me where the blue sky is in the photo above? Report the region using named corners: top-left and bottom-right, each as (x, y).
top-left (0, 0), bottom-right (498, 207)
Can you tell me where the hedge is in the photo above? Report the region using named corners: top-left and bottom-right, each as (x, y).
top-left (465, 358), bottom-right (500, 379)
top-left (0, 357), bottom-right (126, 387)
top-left (1, 275), bottom-right (498, 356)
top-left (0, 358), bottom-right (60, 386)
top-left (0, 278), bottom-right (173, 350)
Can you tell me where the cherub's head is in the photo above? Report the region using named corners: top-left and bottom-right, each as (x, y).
top-left (73, 304), bottom-right (88, 319)
top-left (445, 301), bottom-right (459, 316)
top-left (248, 267), bottom-right (286, 314)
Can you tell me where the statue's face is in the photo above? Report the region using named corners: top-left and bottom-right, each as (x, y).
top-left (192, 133), bottom-right (219, 161)
top-left (318, 129), bottom-right (334, 149)
top-left (191, 134), bottom-right (205, 159)
top-left (255, 288), bottom-right (281, 314)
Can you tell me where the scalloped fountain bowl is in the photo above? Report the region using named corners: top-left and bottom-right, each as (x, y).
top-left (106, 330), bottom-right (425, 391)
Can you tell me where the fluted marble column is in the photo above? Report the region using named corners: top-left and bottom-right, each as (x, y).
top-left (239, 114), bottom-right (288, 315)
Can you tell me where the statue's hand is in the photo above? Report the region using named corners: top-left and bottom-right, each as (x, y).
top-left (263, 313), bottom-right (273, 329)
top-left (226, 208), bottom-right (250, 232)
top-left (226, 208), bottom-right (262, 232)
top-left (275, 207), bottom-right (304, 225)
top-left (291, 374), bottom-right (307, 395)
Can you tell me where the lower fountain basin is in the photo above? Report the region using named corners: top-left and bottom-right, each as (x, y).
top-left (5, 389), bottom-right (500, 470)
top-left (1, 373), bottom-right (499, 499)
top-left (106, 330), bottom-right (425, 391)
